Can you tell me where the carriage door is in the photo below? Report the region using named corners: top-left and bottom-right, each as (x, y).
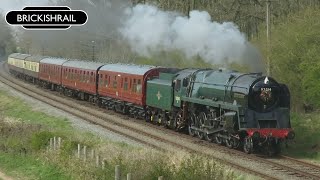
top-left (119, 75), bottom-right (123, 98)
top-left (114, 73), bottom-right (122, 98)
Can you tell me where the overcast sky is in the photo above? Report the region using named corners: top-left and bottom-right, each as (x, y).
top-left (0, 0), bottom-right (49, 13)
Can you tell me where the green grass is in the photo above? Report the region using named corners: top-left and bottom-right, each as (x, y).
top-left (282, 112), bottom-right (320, 161)
top-left (0, 152), bottom-right (71, 180)
top-left (0, 90), bottom-right (71, 130)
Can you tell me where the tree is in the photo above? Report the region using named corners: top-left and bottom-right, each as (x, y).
top-left (253, 7), bottom-right (320, 111)
top-left (0, 12), bottom-right (16, 56)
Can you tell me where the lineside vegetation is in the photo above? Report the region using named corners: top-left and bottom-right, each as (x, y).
top-left (0, 90), bottom-right (242, 179)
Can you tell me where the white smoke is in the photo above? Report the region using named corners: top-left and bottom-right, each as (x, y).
top-left (0, 0), bottom-right (49, 12)
top-left (120, 4), bottom-right (250, 65)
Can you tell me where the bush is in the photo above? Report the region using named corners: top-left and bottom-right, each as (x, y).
top-left (30, 131), bottom-right (54, 151)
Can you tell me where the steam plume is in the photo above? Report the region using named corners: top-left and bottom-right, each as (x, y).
top-left (120, 4), bottom-right (264, 71)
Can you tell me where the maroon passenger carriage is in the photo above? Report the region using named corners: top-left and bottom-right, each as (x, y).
top-left (97, 64), bottom-right (165, 118)
top-left (61, 60), bottom-right (104, 102)
top-left (39, 57), bottom-right (68, 90)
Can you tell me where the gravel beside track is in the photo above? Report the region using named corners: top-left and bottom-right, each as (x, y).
top-left (1, 62), bottom-right (320, 180)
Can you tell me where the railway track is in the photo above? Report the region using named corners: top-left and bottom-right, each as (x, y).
top-left (1, 62), bottom-right (320, 179)
top-left (147, 123), bottom-right (320, 180)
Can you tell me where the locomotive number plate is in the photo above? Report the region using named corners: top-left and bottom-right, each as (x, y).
top-left (261, 88), bottom-right (272, 92)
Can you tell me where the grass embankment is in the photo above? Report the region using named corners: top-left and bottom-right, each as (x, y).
top-left (0, 90), bottom-right (240, 180)
top-left (282, 112), bottom-right (320, 162)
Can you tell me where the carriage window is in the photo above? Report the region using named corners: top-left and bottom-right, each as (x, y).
top-left (105, 80), bottom-right (108, 87)
top-left (104, 75), bottom-right (109, 87)
top-left (137, 79), bottom-right (142, 93)
top-left (124, 78), bottom-right (128, 91)
top-left (86, 72), bottom-right (89, 83)
top-left (111, 75), bottom-right (116, 88)
top-left (132, 79), bottom-right (137, 93)
top-left (100, 78), bottom-right (103, 86)
top-left (113, 81), bottom-right (117, 88)
top-left (89, 72), bottom-right (93, 84)
top-left (99, 74), bottom-right (103, 86)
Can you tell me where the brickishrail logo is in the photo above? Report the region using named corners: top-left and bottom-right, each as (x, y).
top-left (5, 6), bottom-right (88, 30)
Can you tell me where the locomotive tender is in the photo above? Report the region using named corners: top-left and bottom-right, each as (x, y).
top-left (7, 53), bottom-right (294, 155)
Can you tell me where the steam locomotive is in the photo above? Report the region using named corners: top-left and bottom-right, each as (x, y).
top-left (7, 53), bottom-right (294, 155)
